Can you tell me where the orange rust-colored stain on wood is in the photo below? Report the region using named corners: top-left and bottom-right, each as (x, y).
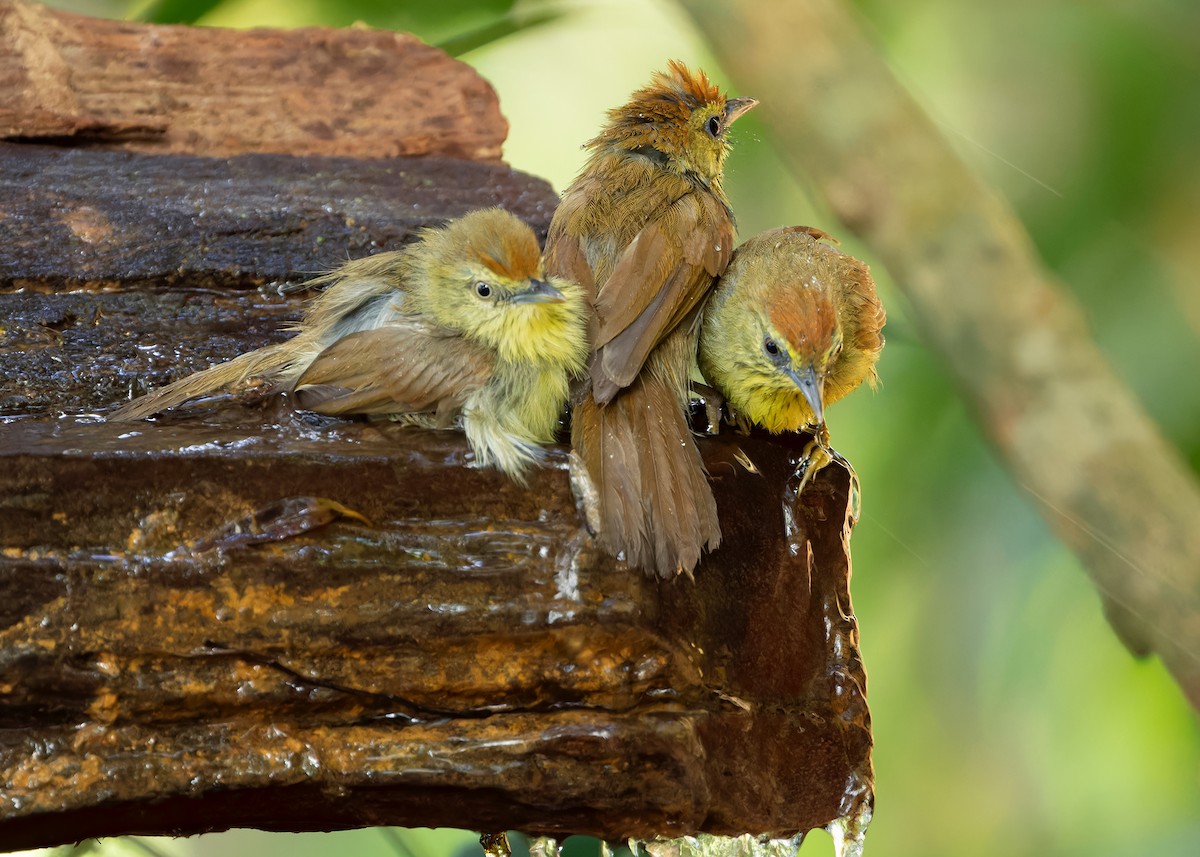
top-left (86, 690), bottom-right (121, 724)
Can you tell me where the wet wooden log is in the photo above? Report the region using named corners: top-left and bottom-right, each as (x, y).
top-left (0, 412), bottom-right (871, 850)
top-left (0, 141), bottom-right (558, 414)
top-left (0, 168), bottom-right (875, 843)
top-left (0, 2), bottom-right (873, 851)
top-left (0, 141), bottom-right (557, 290)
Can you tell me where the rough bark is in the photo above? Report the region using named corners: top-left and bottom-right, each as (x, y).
top-left (0, 0), bottom-right (505, 159)
top-left (0, 142), bottom-right (557, 294)
top-left (0, 414), bottom-right (870, 850)
top-left (681, 0), bottom-right (1200, 709)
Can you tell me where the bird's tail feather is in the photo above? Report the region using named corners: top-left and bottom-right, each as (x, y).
top-left (108, 342), bottom-right (296, 421)
top-left (572, 375), bottom-right (720, 578)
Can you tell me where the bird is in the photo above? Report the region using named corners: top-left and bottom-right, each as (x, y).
top-left (698, 225), bottom-right (885, 463)
top-left (544, 60), bottom-right (757, 578)
top-left (110, 208), bottom-right (590, 482)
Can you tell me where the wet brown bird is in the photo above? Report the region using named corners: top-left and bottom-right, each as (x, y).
top-left (110, 208), bottom-right (589, 482)
top-left (544, 61), bottom-right (757, 578)
top-left (698, 225), bottom-right (885, 442)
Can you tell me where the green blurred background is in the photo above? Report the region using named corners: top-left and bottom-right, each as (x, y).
top-left (26, 1), bottom-right (1200, 856)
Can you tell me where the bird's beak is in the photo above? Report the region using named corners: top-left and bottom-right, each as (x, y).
top-left (725, 96), bottom-right (759, 125)
top-left (786, 363), bottom-right (825, 425)
top-left (511, 278), bottom-right (565, 304)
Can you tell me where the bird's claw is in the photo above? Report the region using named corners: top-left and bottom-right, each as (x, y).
top-left (688, 381), bottom-right (726, 435)
top-left (796, 423), bottom-right (834, 493)
top-left (726, 407), bottom-right (754, 436)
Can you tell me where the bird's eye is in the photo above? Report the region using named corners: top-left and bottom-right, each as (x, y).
top-left (475, 282), bottom-right (492, 298)
top-left (763, 338), bottom-right (780, 356)
top-left (706, 116), bottom-right (722, 138)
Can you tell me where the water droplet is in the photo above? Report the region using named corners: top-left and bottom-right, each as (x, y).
top-left (480, 832), bottom-right (511, 857)
top-left (827, 798), bottom-right (872, 857)
top-left (846, 468), bottom-right (862, 526)
top-left (643, 833), bottom-right (804, 857)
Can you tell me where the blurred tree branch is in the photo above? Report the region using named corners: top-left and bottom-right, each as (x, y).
top-left (680, 0), bottom-right (1200, 708)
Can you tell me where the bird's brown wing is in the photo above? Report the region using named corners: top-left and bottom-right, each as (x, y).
top-left (543, 191), bottom-right (597, 302)
top-left (292, 324), bottom-right (492, 417)
top-left (590, 192), bottom-right (733, 402)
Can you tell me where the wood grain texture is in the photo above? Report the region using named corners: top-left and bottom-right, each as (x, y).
top-left (0, 411), bottom-right (871, 849)
top-left (0, 0), bottom-right (505, 159)
top-left (0, 142), bottom-right (557, 292)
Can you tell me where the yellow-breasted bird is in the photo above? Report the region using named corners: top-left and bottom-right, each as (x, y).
top-left (698, 225), bottom-right (885, 443)
top-left (110, 208), bottom-right (589, 482)
top-left (544, 61), bottom-right (757, 578)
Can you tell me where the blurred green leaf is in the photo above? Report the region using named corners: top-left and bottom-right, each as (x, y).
top-left (437, 8), bottom-right (563, 57)
top-left (139, 0), bottom-right (226, 24)
top-left (319, 0), bottom-right (516, 41)
top-left (140, 0), bottom-right (532, 46)
top-left (138, 0), bottom-right (560, 56)
top-left (378, 828), bottom-right (420, 857)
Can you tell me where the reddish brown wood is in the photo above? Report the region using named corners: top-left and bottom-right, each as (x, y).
top-left (0, 0), bottom-right (506, 159)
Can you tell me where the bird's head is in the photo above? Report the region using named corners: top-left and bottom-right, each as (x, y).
top-left (756, 285), bottom-right (843, 426)
top-left (415, 208), bottom-right (589, 372)
top-left (700, 226), bottom-right (884, 435)
top-left (701, 230), bottom-right (847, 432)
top-left (593, 60), bottom-right (757, 186)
